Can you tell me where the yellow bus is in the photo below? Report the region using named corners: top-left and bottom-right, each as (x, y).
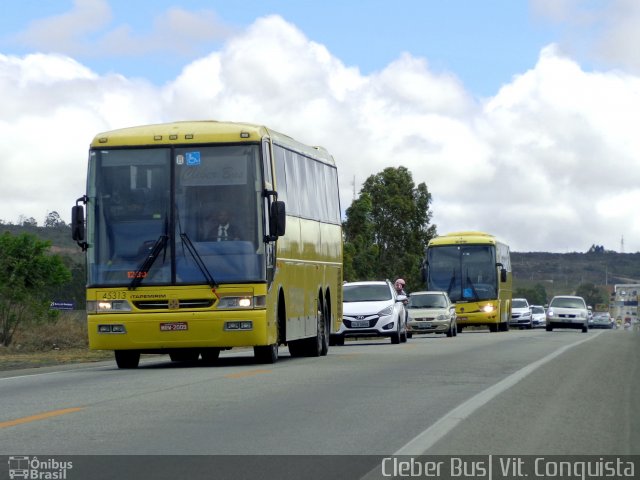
top-left (422, 231), bottom-right (512, 332)
top-left (71, 121), bottom-right (343, 368)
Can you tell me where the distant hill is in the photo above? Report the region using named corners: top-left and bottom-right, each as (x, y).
top-left (511, 251), bottom-right (640, 296)
top-left (1, 224), bottom-right (82, 261)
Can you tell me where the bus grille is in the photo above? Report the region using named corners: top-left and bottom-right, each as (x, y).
top-left (133, 299), bottom-right (215, 310)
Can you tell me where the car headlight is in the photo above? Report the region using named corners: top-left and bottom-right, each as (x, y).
top-left (378, 306), bottom-right (393, 316)
top-left (436, 314), bottom-right (449, 321)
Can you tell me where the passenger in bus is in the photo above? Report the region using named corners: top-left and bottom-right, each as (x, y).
top-left (202, 209), bottom-right (244, 242)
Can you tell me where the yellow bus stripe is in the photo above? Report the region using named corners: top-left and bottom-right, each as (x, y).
top-left (0, 407), bottom-right (84, 429)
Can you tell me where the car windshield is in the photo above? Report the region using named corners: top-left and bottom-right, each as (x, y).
top-left (408, 294), bottom-right (447, 308)
top-left (513, 299), bottom-right (528, 308)
top-left (550, 297), bottom-right (585, 309)
top-left (343, 284), bottom-right (392, 302)
top-left (531, 306), bottom-right (545, 314)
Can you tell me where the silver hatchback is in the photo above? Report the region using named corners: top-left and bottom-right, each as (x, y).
top-left (546, 295), bottom-right (589, 333)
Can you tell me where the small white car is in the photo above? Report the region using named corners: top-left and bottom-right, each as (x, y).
top-left (530, 305), bottom-right (546, 328)
top-left (546, 295), bottom-right (589, 333)
top-left (406, 291), bottom-right (457, 338)
top-left (509, 298), bottom-right (532, 329)
top-left (335, 280), bottom-right (407, 345)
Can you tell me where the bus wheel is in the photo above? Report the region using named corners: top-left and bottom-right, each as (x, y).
top-left (254, 343), bottom-right (278, 364)
top-left (489, 324), bottom-right (498, 333)
top-left (115, 350), bottom-right (140, 369)
top-left (200, 348), bottom-right (221, 365)
top-left (320, 305), bottom-right (329, 356)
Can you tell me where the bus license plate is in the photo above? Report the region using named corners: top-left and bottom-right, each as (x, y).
top-left (351, 321), bottom-right (369, 328)
top-left (160, 322), bottom-right (188, 331)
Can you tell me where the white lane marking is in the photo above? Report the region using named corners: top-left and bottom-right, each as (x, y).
top-left (394, 331), bottom-right (602, 455)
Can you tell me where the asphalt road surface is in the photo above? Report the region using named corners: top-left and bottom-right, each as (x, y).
top-left (1, 328), bottom-right (637, 479)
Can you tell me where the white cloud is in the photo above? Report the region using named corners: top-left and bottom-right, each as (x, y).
top-left (12, 0), bottom-right (235, 58)
top-left (2, 14), bottom-right (640, 253)
top-left (531, 0), bottom-right (640, 73)
top-left (13, 0), bottom-right (112, 56)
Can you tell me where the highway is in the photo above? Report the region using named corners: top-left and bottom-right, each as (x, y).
top-left (1, 328), bottom-right (638, 477)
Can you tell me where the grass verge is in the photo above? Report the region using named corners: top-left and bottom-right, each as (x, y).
top-left (0, 311), bottom-right (112, 370)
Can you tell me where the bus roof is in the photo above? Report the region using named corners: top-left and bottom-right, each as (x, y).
top-left (428, 231), bottom-right (501, 247)
top-left (90, 120), bottom-right (335, 165)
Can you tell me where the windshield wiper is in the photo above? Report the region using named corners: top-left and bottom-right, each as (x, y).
top-left (464, 271), bottom-right (479, 301)
top-left (446, 269), bottom-right (456, 296)
top-left (180, 233), bottom-right (218, 288)
top-left (128, 235), bottom-right (168, 290)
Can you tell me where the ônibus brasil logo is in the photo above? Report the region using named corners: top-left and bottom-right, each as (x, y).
top-left (8, 456), bottom-right (73, 479)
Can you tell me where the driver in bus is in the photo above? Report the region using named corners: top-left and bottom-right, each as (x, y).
top-left (202, 209), bottom-right (244, 242)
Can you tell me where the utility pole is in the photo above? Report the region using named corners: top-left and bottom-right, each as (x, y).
top-left (352, 175), bottom-right (356, 201)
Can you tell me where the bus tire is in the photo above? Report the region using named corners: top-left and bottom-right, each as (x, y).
top-left (254, 343), bottom-right (278, 364)
top-left (320, 304), bottom-right (330, 356)
top-left (489, 324), bottom-right (498, 333)
top-left (115, 350), bottom-right (140, 369)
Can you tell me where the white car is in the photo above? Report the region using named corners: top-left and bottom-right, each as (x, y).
top-left (530, 305), bottom-right (546, 328)
top-left (509, 297), bottom-right (532, 329)
top-left (546, 295), bottom-right (589, 333)
top-left (335, 281), bottom-right (407, 345)
top-left (406, 291), bottom-right (457, 337)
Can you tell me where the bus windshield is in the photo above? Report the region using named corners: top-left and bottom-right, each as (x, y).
top-left (87, 145), bottom-right (265, 287)
top-left (426, 245), bottom-right (497, 303)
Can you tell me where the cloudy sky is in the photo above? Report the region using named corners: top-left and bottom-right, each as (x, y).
top-left (1, 0), bottom-right (639, 253)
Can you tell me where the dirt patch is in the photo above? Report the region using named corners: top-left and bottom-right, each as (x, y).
top-left (0, 348), bottom-right (113, 370)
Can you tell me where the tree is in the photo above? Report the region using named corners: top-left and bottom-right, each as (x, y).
top-left (575, 282), bottom-right (606, 308)
top-left (44, 211), bottom-right (65, 228)
top-left (18, 215), bottom-right (38, 227)
top-left (343, 166), bottom-right (436, 289)
top-left (514, 283), bottom-right (548, 305)
top-left (0, 232), bottom-right (71, 346)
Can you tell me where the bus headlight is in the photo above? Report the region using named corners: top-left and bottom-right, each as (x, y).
top-left (87, 300), bottom-right (132, 313)
top-left (482, 304), bottom-right (495, 313)
top-left (98, 324), bottom-right (127, 333)
top-left (224, 321), bottom-right (253, 331)
top-left (217, 295), bottom-right (266, 309)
